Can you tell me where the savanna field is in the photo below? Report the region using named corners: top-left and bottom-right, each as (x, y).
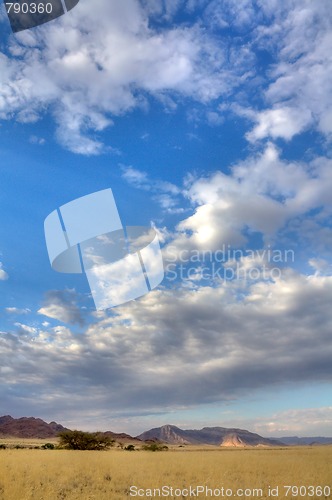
top-left (0, 443), bottom-right (331, 500)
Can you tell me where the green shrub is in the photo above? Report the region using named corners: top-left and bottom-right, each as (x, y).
top-left (124, 444), bottom-right (135, 451)
top-left (41, 443), bottom-right (55, 450)
top-left (141, 443), bottom-right (168, 452)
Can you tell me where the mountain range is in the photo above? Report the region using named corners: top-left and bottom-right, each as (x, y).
top-left (137, 424), bottom-right (284, 447)
top-left (1, 416), bottom-right (331, 446)
top-left (0, 416), bottom-right (141, 444)
top-left (273, 436), bottom-right (332, 446)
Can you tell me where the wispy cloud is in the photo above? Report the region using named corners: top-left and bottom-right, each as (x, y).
top-left (251, 407), bottom-right (332, 437)
top-left (37, 290), bottom-right (85, 326)
top-left (5, 307), bottom-right (31, 315)
top-left (29, 135), bottom-right (46, 145)
top-left (122, 165), bottom-right (184, 213)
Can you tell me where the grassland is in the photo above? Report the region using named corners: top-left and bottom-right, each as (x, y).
top-left (0, 445), bottom-right (331, 499)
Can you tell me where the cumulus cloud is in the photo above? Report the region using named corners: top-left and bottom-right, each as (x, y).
top-left (37, 290), bottom-right (85, 325)
top-left (1, 268), bottom-right (332, 425)
top-left (163, 144), bottom-right (332, 258)
top-left (247, 107), bottom-right (313, 142)
top-left (0, 0), bottom-right (252, 154)
top-left (246, 0), bottom-right (332, 141)
top-left (1, 0), bottom-right (329, 150)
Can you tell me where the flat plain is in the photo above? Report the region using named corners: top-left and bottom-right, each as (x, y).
top-left (0, 444), bottom-right (331, 499)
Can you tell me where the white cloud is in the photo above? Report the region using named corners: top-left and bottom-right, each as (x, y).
top-left (0, 262), bottom-right (8, 281)
top-left (308, 258), bottom-right (332, 275)
top-left (29, 135), bottom-right (46, 145)
top-left (123, 167), bottom-right (180, 197)
top-left (247, 107), bottom-right (312, 142)
top-left (0, 0), bottom-right (250, 154)
top-left (5, 307), bottom-right (31, 315)
top-left (252, 407), bottom-right (332, 437)
top-left (202, 0), bottom-right (257, 30)
top-left (166, 144), bottom-right (332, 257)
top-left (0, 0), bottom-right (330, 150)
top-left (14, 323), bottom-right (38, 335)
top-left (122, 165), bottom-right (183, 213)
top-left (246, 0), bottom-right (332, 141)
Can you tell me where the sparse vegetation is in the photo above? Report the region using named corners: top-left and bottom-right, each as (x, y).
top-left (41, 443), bottom-right (55, 450)
top-left (58, 430), bottom-right (115, 451)
top-left (142, 442), bottom-right (169, 452)
top-left (0, 445), bottom-right (330, 499)
top-left (124, 444), bottom-right (135, 451)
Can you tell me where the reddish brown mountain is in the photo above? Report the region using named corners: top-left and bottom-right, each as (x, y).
top-left (0, 415), bottom-right (69, 438)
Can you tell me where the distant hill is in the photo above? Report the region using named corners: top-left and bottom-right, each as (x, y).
top-left (137, 424), bottom-right (285, 447)
top-left (274, 436), bottom-right (332, 446)
top-left (0, 415), bottom-right (69, 439)
top-left (102, 431), bottom-right (142, 445)
top-left (2, 416), bottom-right (331, 447)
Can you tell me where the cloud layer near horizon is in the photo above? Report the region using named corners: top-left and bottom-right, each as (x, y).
top-left (2, 268), bottom-right (332, 428)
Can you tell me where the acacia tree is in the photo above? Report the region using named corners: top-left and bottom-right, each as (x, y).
top-left (58, 430), bottom-right (114, 450)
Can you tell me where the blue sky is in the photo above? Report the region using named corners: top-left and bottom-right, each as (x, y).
top-left (0, 0), bottom-right (332, 436)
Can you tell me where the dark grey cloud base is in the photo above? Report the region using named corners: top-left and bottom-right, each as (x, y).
top-left (5, 0), bottom-right (79, 33)
top-left (2, 274), bottom-right (332, 423)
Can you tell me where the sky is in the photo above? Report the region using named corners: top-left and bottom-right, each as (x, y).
top-left (0, 0), bottom-right (332, 437)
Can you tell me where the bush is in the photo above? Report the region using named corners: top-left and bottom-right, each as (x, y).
top-left (0, 444), bottom-right (6, 450)
top-left (124, 444), bottom-right (135, 451)
top-left (58, 430), bottom-right (115, 451)
top-left (41, 443), bottom-right (55, 450)
top-left (141, 443), bottom-right (168, 452)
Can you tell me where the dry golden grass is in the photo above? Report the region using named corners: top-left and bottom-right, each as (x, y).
top-left (0, 446), bottom-right (331, 499)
